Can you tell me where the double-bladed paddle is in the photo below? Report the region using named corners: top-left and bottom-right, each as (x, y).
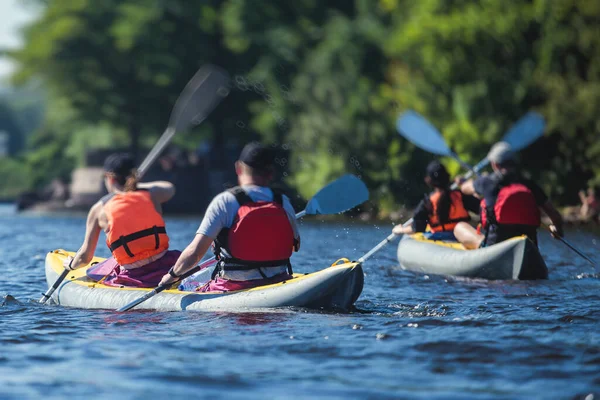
top-left (116, 174), bottom-right (369, 312)
top-left (358, 112), bottom-right (546, 264)
top-left (397, 111), bottom-right (546, 181)
top-left (39, 64), bottom-right (231, 305)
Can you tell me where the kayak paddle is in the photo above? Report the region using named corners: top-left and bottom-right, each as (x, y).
top-left (116, 174), bottom-right (369, 312)
top-left (40, 64), bottom-right (231, 305)
top-left (397, 110), bottom-right (546, 183)
top-left (358, 112), bottom-right (547, 264)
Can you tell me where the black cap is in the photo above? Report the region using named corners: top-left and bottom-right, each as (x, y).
top-left (103, 153), bottom-right (136, 177)
top-left (238, 142), bottom-right (274, 170)
top-left (426, 160), bottom-right (450, 186)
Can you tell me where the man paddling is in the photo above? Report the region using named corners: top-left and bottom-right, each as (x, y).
top-left (64, 153), bottom-right (180, 287)
top-left (454, 142), bottom-right (564, 249)
top-left (158, 142), bottom-right (300, 291)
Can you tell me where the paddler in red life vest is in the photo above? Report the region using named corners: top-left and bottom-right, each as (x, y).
top-left (454, 141), bottom-right (564, 249)
top-left (64, 153), bottom-right (180, 287)
top-left (392, 160), bottom-right (480, 239)
top-left (158, 142), bottom-right (300, 291)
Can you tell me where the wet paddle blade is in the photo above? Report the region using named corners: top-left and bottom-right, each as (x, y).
top-left (502, 112), bottom-right (546, 151)
top-left (304, 175), bottom-right (369, 215)
top-left (396, 111), bottom-right (452, 157)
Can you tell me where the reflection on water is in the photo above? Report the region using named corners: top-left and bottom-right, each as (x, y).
top-left (0, 212), bottom-right (599, 399)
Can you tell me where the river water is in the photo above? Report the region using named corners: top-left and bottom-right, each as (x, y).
top-left (0, 203), bottom-right (599, 399)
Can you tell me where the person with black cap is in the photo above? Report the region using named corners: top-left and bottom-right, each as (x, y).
top-left (455, 141), bottom-right (564, 249)
top-left (392, 160), bottom-right (479, 239)
top-left (158, 142), bottom-right (300, 291)
top-left (63, 153), bottom-right (179, 287)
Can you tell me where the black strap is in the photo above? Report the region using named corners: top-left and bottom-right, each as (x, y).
top-left (211, 258), bottom-right (292, 279)
top-left (218, 258), bottom-right (291, 270)
top-left (228, 186), bottom-right (253, 206)
top-left (109, 225), bottom-right (167, 254)
top-left (272, 190), bottom-right (283, 205)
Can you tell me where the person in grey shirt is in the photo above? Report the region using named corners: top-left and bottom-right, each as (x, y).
top-left (158, 142), bottom-right (300, 291)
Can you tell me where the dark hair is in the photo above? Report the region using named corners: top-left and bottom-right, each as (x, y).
top-left (103, 153), bottom-right (137, 191)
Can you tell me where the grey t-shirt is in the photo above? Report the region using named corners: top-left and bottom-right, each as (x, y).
top-left (196, 185), bottom-right (299, 280)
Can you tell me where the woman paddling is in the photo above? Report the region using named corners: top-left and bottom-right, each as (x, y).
top-left (63, 153), bottom-right (181, 287)
top-left (392, 160), bottom-right (479, 240)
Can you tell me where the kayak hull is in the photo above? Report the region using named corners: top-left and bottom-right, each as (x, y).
top-left (45, 250), bottom-right (364, 312)
top-left (397, 234), bottom-right (548, 280)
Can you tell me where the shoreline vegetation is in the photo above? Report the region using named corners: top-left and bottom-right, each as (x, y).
top-left (0, 1), bottom-right (598, 219)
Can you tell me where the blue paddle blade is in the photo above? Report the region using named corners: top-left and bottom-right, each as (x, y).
top-left (304, 175), bottom-right (369, 215)
top-left (502, 112), bottom-right (546, 151)
top-left (396, 110), bottom-right (452, 157)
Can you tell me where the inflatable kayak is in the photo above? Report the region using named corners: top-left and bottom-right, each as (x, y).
top-left (44, 250), bottom-right (364, 312)
top-left (397, 233), bottom-right (548, 280)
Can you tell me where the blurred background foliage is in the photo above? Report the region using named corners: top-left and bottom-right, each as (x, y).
top-left (0, 0), bottom-right (598, 212)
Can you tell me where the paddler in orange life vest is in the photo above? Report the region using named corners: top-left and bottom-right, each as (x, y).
top-left (392, 160), bottom-right (480, 239)
top-left (454, 142), bottom-right (564, 249)
top-left (63, 153), bottom-right (180, 287)
top-left (158, 142), bottom-right (300, 291)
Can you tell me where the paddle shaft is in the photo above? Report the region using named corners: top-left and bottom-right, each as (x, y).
top-left (39, 269), bottom-right (69, 303)
top-left (556, 236), bottom-right (598, 268)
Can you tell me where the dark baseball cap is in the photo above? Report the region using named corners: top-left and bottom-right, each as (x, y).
top-left (103, 153), bottom-right (136, 177)
top-left (238, 142), bottom-right (275, 170)
top-left (426, 160), bottom-right (450, 186)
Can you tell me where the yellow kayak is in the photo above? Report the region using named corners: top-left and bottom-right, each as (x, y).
top-left (45, 250), bottom-right (364, 312)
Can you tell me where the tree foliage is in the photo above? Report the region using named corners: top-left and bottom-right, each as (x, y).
top-left (5, 0), bottom-right (599, 208)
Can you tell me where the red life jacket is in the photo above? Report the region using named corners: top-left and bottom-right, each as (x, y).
top-left (214, 187), bottom-right (294, 276)
top-left (480, 183), bottom-right (541, 228)
top-left (428, 190), bottom-right (471, 232)
top-left (103, 190), bottom-right (169, 265)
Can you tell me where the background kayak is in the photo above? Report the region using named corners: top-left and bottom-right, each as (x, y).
top-left (397, 234), bottom-right (548, 280)
top-left (1, 207), bottom-right (599, 399)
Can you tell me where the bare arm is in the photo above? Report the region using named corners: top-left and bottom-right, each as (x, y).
top-left (460, 180), bottom-right (478, 197)
top-left (138, 181), bottom-right (176, 204)
top-left (68, 202), bottom-right (103, 270)
top-left (158, 234), bottom-right (213, 286)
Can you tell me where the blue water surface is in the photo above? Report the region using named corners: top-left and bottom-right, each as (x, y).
top-left (0, 203), bottom-right (599, 399)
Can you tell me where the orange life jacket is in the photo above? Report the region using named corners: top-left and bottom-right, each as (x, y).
top-left (103, 190), bottom-right (169, 265)
top-left (428, 190), bottom-right (470, 233)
